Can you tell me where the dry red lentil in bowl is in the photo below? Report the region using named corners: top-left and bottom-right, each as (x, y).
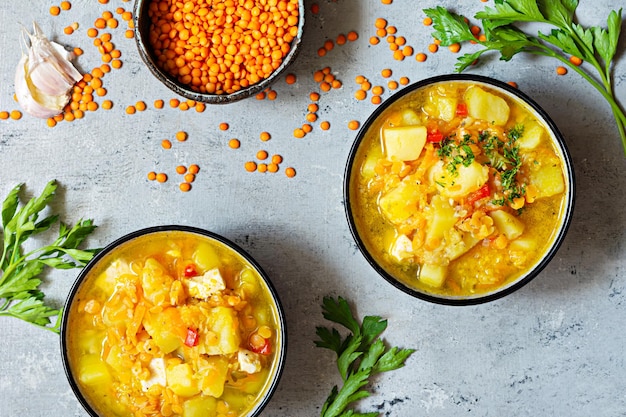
top-left (134, 0), bottom-right (304, 104)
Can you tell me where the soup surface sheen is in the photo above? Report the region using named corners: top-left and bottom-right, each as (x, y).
top-left (66, 231), bottom-right (281, 417)
top-left (350, 81), bottom-right (568, 297)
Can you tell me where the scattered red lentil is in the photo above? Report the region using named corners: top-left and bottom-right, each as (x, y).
top-left (179, 183), bottom-right (191, 192)
top-left (320, 121), bottom-right (330, 130)
top-left (162, 139), bottom-right (172, 149)
top-left (399, 76), bottom-right (409, 85)
top-left (428, 43), bottom-right (439, 53)
top-left (219, 122), bottom-right (229, 131)
top-left (50, 6), bottom-right (61, 16)
top-left (229, 139), bottom-right (241, 149)
top-left (126, 105), bottom-right (136, 115)
top-left (260, 131), bottom-right (271, 142)
top-left (448, 43), bottom-right (461, 53)
top-left (154, 99), bottom-right (164, 109)
top-left (258, 163), bottom-right (268, 173)
top-left (293, 128), bottom-right (305, 138)
top-left (569, 56), bottom-right (583, 66)
top-left (184, 173), bottom-right (195, 183)
top-left (348, 120), bottom-right (360, 130)
top-left (256, 150), bottom-right (269, 160)
top-left (347, 31), bottom-right (359, 41)
top-left (507, 81), bottom-right (518, 88)
top-left (556, 66), bottom-right (568, 75)
top-left (176, 131), bottom-right (188, 142)
top-left (285, 167), bottom-right (296, 178)
top-left (147, 171), bottom-right (157, 181)
top-left (102, 100), bottom-right (113, 110)
top-left (176, 165), bottom-right (187, 175)
top-left (285, 73), bottom-right (297, 84)
top-left (136, 101), bottom-right (147, 111)
top-left (271, 154), bottom-right (283, 164)
top-left (156, 173), bottom-right (168, 183)
top-left (416, 52), bottom-right (427, 62)
top-left (245, 161), bottom-right (258, 172)
top-left (188, 164), bottom-right (200, 174)
top-left (10, 110), bottom-right (22, 120)
top-left (369, 37), bottom-right (380, 45)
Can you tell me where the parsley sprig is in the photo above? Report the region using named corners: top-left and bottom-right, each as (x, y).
top-left (424, 1), bottom-right (626, 155)
top-left (0, 180), bottom-right (99, 333)
top-left (315, 296), bottom-right (415, 417)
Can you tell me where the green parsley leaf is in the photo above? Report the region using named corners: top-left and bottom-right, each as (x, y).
top-left (424, 1), bottom-right (626, 155)
top-left (315, 296), bottom-right (415, 417)
top-left (0, 181), bottom-right (99, 333)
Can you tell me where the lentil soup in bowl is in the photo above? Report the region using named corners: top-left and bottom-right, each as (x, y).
top-left (61, 226), bottom-right (286, 417)
top-left (345, 74), bottom-right (575, 305)
top-left (133, 0), bottom-right (304, 104)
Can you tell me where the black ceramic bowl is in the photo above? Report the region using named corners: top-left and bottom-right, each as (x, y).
top-left (60, 225), bottom-right (286, 417)
top-left (133, 0), bottom-right (304, 104)
top-left (344, 74), bottom-right (575, 305)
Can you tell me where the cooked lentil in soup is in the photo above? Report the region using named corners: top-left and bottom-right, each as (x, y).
top-left (349, 81), bottom-right (568, 297)
top-left (65, 231), bottom-right (282, 417)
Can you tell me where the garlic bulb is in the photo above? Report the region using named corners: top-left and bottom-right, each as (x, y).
top-left (15, 22), bottom-right (83, 119)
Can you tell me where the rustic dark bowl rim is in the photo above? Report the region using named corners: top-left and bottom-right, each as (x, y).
top-left (133, 0), bottom-right (305, 104)
top-left (60, 225), bottom-right (287, 417)
top-left (343, 74), bottom-right (576, 306)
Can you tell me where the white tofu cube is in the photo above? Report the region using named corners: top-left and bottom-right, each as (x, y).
top-left (187, 268), bottom-right (226, 299)
top-left (141, 357), bottom-right (167, 391)
top-left (389, 234), bottom-right (414, 261)
top-left (238, 349), bottom-right (262, 374)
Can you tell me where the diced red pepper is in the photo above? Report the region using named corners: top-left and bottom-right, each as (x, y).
top-left (183, 263), bottom-right (198, 277)
top-left (466, 183), bottom-right (490, 205)
top-left (184, 328), bottom-right (200, 347)
top-left (250, 338), bottom-right (272, 355)
top-left (427, 131), bottom-right (444, 143)
top-left (456, 103), bottom-right (468, 117)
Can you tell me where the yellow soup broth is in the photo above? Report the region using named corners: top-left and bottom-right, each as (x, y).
top-left (350, 81), bottom-right (568, 297)
top-left (65, 231), bottom-right (282, 417)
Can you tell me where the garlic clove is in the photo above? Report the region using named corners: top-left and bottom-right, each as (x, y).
top-left (14, 22), bottom-right (83, 119)
top-left (15, 54), bottom-right (69, 119)
top-left (26, 22), bottom-right (82, 97)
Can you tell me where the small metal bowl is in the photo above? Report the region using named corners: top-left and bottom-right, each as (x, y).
top-left (344, 74), bottom-right (575, 305)
top-left (60, 225), bottom-right (287, 417)
top-left (133, 1), bottom-right (305, 104)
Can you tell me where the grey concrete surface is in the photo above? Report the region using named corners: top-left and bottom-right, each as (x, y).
top-left (1, 0), bottom-right (625, 416)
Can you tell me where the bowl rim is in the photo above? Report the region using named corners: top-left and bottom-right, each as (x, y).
top-left (132, 0), bottom-right (305, 104)
top-left (59, 225), bottom-right (287, 417)
top-left (343, 74), bottom-right (576, 306)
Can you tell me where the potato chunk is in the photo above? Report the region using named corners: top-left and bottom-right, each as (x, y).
top-left (167, 363), bottom-right (201, 397)
top-left (529, 162), bottom-right (565, 198)
top-left (431, 160), bottom-right (489, 199)
top-left (419, 263), bottom-right (447, 288)
top-left (379, 180), bottom-right (422, 224)
top-left (382, 125), bottom-right (427, 161)
top-left (489, 210), bottom-right (525, 240)
top-left (425, 195), bottom-right (457, 246)
top-left (465, 86), bottom-right (510, 126)
top-left (199, 306), bottom-right (241, 355)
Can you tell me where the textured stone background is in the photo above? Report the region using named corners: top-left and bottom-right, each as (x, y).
top-left (1, 0), bottom-right (625, 416)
